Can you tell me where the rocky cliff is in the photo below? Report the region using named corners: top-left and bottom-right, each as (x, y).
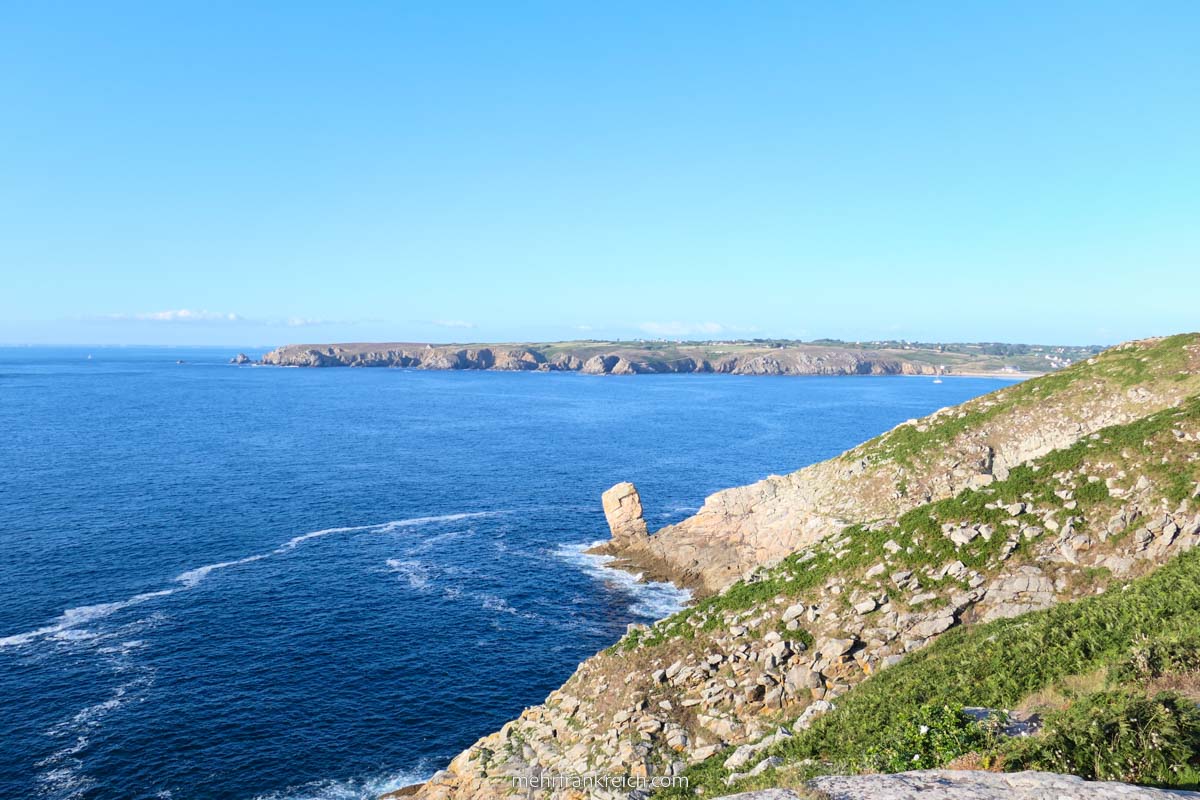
top-left (398, 334), bottom-right (1200, 800)
top-left (257, 340), bottom-right (1071, 376)
top-left (596, 335), bottom-right (1200, 593)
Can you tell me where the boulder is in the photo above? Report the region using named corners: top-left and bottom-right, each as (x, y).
top-left (601, 482), bottom-right (649, 545)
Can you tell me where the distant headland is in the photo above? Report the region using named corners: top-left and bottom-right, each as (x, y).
top-left (243, 339), bottom-right (1102, 377)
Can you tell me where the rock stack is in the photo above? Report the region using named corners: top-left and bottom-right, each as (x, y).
top-left (601, 482), bottom-right (649, 547)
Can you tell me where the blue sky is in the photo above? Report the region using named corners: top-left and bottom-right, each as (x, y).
top-left (1, 2), bottom-right (1196, 347)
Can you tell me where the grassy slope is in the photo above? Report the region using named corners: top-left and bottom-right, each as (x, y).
top-left (665, 547), bottom-right (1200, 796)
top-left (646, 378), bottom-right (1200, 795)
top-left (849, 332), bottom-right (1200, 467)
top-left (622, 388), bottom-right (1200, 653)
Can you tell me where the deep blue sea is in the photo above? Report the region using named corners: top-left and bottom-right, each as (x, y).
top-left (0, 347), bottom-right (1014, 800)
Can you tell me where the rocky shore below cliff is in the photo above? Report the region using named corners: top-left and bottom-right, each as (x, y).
top-left (398, 334), bottom-right (1200, 800)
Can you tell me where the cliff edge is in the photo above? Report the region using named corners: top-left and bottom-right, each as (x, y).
top-left (257, 340), bottom-right (1097, 376)
top-left (596, 335), bottom-right (1200, 594)
top-left (401, 333), bottom-right (1200, 800)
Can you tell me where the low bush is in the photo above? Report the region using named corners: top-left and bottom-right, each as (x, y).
top-left (1003, 690), bottom-right (1200, 785)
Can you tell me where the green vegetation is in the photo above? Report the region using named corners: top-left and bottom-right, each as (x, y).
top-left (657, 547), bottom-right (1200, 797)
top-left (859, 702), bottom-right (999, 773)
top-left (642, 383), bottom-right (1200, 795)
top-left (853, 333), bottom-right (1199, 467)
top-left (624, 394), bottom-right (1200, 653)
top-left (1006, 690), bottom-right (1200, 785)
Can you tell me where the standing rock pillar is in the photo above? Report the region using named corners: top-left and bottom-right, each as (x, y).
top-left (601, 482), bottom-right (650, 547)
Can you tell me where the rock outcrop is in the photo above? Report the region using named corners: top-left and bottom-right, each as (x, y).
top-left (405, 334), bottom-right (1200, 800)
top-left (601, 482), bottom-right (649, 546)
top-left (254, 341), bottom-right (1054, 376)
top-left (802, 770), bottom-right (1200, 799)
top-left (599, 335), bottom-right (1200, 593)
top-left (230, 353), bottom-right (252, 364)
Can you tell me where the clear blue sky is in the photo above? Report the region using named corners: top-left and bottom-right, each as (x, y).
top-left (2, 2), bottom-right (1196, 347)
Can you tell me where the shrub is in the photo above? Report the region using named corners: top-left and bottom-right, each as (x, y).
top-left (1112, 632), bottom-right (1200, 683)
top-left (1004, 690), bottom-right (1200, 785)
top-left (861, 703), bottom-right (997, 773)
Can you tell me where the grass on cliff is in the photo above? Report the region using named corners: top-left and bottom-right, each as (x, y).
top-left (624, 394), bottom-right (1200, 652)
top-left (851, 333), bottom-right (1199, 468)
top-left (659, 546), bottom-right (1200, 797)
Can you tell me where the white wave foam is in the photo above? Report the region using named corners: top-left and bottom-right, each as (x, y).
top-left (38, 675), bottom-right (156, 799)
top-left (252, 766), bottom-right (432, 800)
top-left (175, 552), bottom-right (272, 587)
top-left (385, 559), bottom-right (431, 590)
top-left (279, 523), bottom-right (384, 550)
top-left (478, 593), bottom-right (519, 616)
top-left (1, 512), bottom-right (506, 650)
top-left (0, 589), bottom-right (175, 649)
top-left (35, 763), bottom-right (96, 800)
top-left (554, 542), bottom-right (691, 620)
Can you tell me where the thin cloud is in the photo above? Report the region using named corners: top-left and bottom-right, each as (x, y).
top-left (94, 311), bottom-right (369, 327)
top-left (430, 319), bottom-right (477, 329)
top-left (103, 309), bottom-right (244, 323)
top-left (283, 317), bottom-right (339, 328)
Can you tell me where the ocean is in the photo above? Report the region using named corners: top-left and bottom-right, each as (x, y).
top-left (0, 347), bottom-right (1014, 800)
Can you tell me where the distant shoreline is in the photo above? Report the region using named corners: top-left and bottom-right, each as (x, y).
top-left (249, 340), bottom-right (1088, 378)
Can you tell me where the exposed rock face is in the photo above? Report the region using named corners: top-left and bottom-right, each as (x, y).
top-left (258, 342), bottom-right (962, 375)
top-left (600, 482), bottom-right (649, 546)
top-left (230, 353), bottom-right (252, 364)
top-left (407, 335), bottom-right (1200, 800)
top-left (804, 770), bottom-right (1200, 799)
top-left (604, 336), bottom-right (1200, 593)
top-left (415, 484), bottom-right (1200, 800)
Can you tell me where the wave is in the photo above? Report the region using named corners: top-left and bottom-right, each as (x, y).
top-left (553, 542), bottom-right (691, 620)
top-left (385, 558), bottom-right (544, 622)
top-left (281, 513), bottom-right (498, 550)
top-left (251, 765), bottom-right (433, 800)
top-left (175, 552), bottom-right (273, 588)
top-left (0, 589), bottom-right (176, 649)
top-left (1, 512), bottom-right (506, 650)
top-left (385, 558), bottom-right (432, 591)
top-left (38, 673), bottom-right (157, 800)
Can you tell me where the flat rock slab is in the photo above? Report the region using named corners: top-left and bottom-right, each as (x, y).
top-left (806, 770), bottom-right (1200, 799)
top-left (715, 790), bottom-right (803, 800)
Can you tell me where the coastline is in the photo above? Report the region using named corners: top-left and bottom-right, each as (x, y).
top-left (400, 335), bottom-right (1200, 800)
top-left (248, 340), bottom-right (1090, 377)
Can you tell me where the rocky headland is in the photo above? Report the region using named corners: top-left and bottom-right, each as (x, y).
top-left (394, 334), bottom-right (1200, 800)
top-left (256, 340), bottom-right (1099, 377)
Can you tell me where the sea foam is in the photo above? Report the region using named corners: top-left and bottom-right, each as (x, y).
top-left (554, 541), bottom-right (692, 620)
top-left (252, 765), bottom-right (433, 800)
top-left (0, 512), bottom-right (505, 650)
